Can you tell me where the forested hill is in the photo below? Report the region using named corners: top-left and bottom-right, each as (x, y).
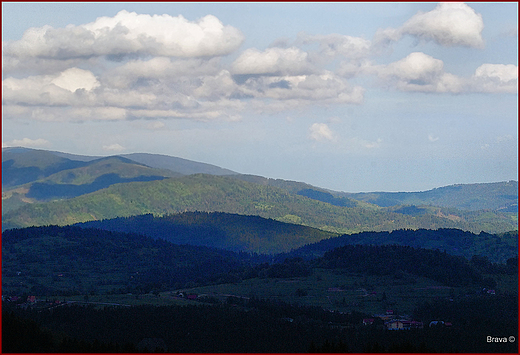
top-left (285, 229), bottom-right (518, 264)
top-left (1, 225), bottom-right (249, 296)
top-left (2, 174), bottom-right (517, 234)
top-left (314, 244), bottom-right (484, 287)
top-left (76, 212), bottom-right (336, 254)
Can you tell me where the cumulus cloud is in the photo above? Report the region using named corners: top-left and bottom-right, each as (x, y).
top-left (3, 70), bottom-right (99, 106)
top-left (231, 47), bottom-right (315, 76)
top-left (470, 63), bottom-right (518, 93)
top-left (374, 53), bottom-right (517, 94)
top-left (239, 72), bottom-right (364, 104)
top-left (309, 123), bottom-right (335, 142)
top-left (51, 67), bottom-right (100, 92)
top-left (374, 3), bottom-right (484, 49)
top-left (102, 57), bottom-right (222, 89)
top-left (102, 143), bottom-right (125, 152)
top-left (3, 137), bottom-right (51, 148)
top-left (193, 70), bottom-right (239, 100)
top-left (4, 11), bottom-right (244, 61)
top-left (375, 52), bottom-right (464, 93)
top-left (2, 6), bottom-right (514, 126)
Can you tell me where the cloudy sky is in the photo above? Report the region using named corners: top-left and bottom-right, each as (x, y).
top-left (2, 2), bottom-right (518, 192)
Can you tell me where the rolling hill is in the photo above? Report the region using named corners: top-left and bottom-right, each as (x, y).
top-left (1, 156), bottom-right (179, 214)
top-left (2, 173), bottom-right (517, 235)
top-left (283, 228), bottom-right (518, 264)
top-left (76, 212), bottom-right (518, 262)
top-left (1, 148), bottom-right (237, 214)
top-left (1, 225), bottom-right (247, 296)
top-left (2, 148), bottom-right (517, 237)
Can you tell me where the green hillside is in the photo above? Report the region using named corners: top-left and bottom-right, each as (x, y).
top-left (342, 181), bottom-right (518, 211)
top-left (2, 174), bottom-right (517, 234)
top-left (2, 156), bottom-right (179, 214)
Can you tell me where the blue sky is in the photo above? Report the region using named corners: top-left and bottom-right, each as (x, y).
top-left (2, 2), bottom-right (518, 192)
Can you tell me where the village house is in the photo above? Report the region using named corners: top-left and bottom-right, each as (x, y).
top-left (363, 318), bottom-right (375, 326)
top-left (385, 319), bottom-right (424, 330)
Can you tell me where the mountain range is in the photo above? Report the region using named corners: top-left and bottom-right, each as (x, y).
top-left (2, 147), bottom-right (518, 236)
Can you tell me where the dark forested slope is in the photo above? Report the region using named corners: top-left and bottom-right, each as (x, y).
top-left (285, 228), bottom-right (518, 264)
top-left (76, 212), bottom-right (336, 254)
top-left (1, 225), bottom-right (248, 296)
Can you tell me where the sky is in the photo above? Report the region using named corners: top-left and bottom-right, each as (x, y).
top-left (2, 2), bottom-right (518, 192)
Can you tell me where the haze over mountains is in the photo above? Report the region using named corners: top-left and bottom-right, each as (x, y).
top-left (2, 147), bottom-right (518, 235)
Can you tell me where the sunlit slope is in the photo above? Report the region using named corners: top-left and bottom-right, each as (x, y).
top-left (2, 174), bottom-right (517, 233)
top-left (2, 156), bottom-right (179, 213)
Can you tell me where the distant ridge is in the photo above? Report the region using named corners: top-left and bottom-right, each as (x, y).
top-left (121, 152), bottom-right (237, 176)
top-left (340, 181), bottom-right (518, 211)
top-left (2, 147), bottom-right (239, 176)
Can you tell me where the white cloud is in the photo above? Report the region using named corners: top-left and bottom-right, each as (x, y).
top-left (428, 134), bottom-right (440, 142)
top-left (298, 33), bottom-right (372, 60)
top-left (3, 68), bottom-right (99, 106)
top-left (102, 143), bottom-right (125, 152)
top-left (102, 57), bottom-right (222, 89)
top-left (193, 70), bottom-right (239, 100)
top-left (51, 67), bottom-right (100, 92)
top-left (3, 137), bottom-right (51, 148)
top-left (4, 11), bottom-right (244, 60)
top-left (495, 134), bottom-right (514, 143)
top-left (375, 52), bottom-right (464, 93)
top-left (231, 47), bottom-right (315, 75)
top-left (2, 6), bottom-right (514, 127)
top-left (309, 123), bottom-right (335, 142)
top-left (361, 138), bottom-right (382, 149)
top-left (470, 64), bottom-right (518, 93)
top-left (401, 3), bottom-right (484, 48)
top-left (147, 121), bottom-right (166, 130)
top-left (374, 3), bottom-right (484, 49)
top-left (26, 107), bottom-right (128, 122)
top-left (239, 72), bottom-right (364, 104)
top-left (385, 52), bottom-right (444, 82)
